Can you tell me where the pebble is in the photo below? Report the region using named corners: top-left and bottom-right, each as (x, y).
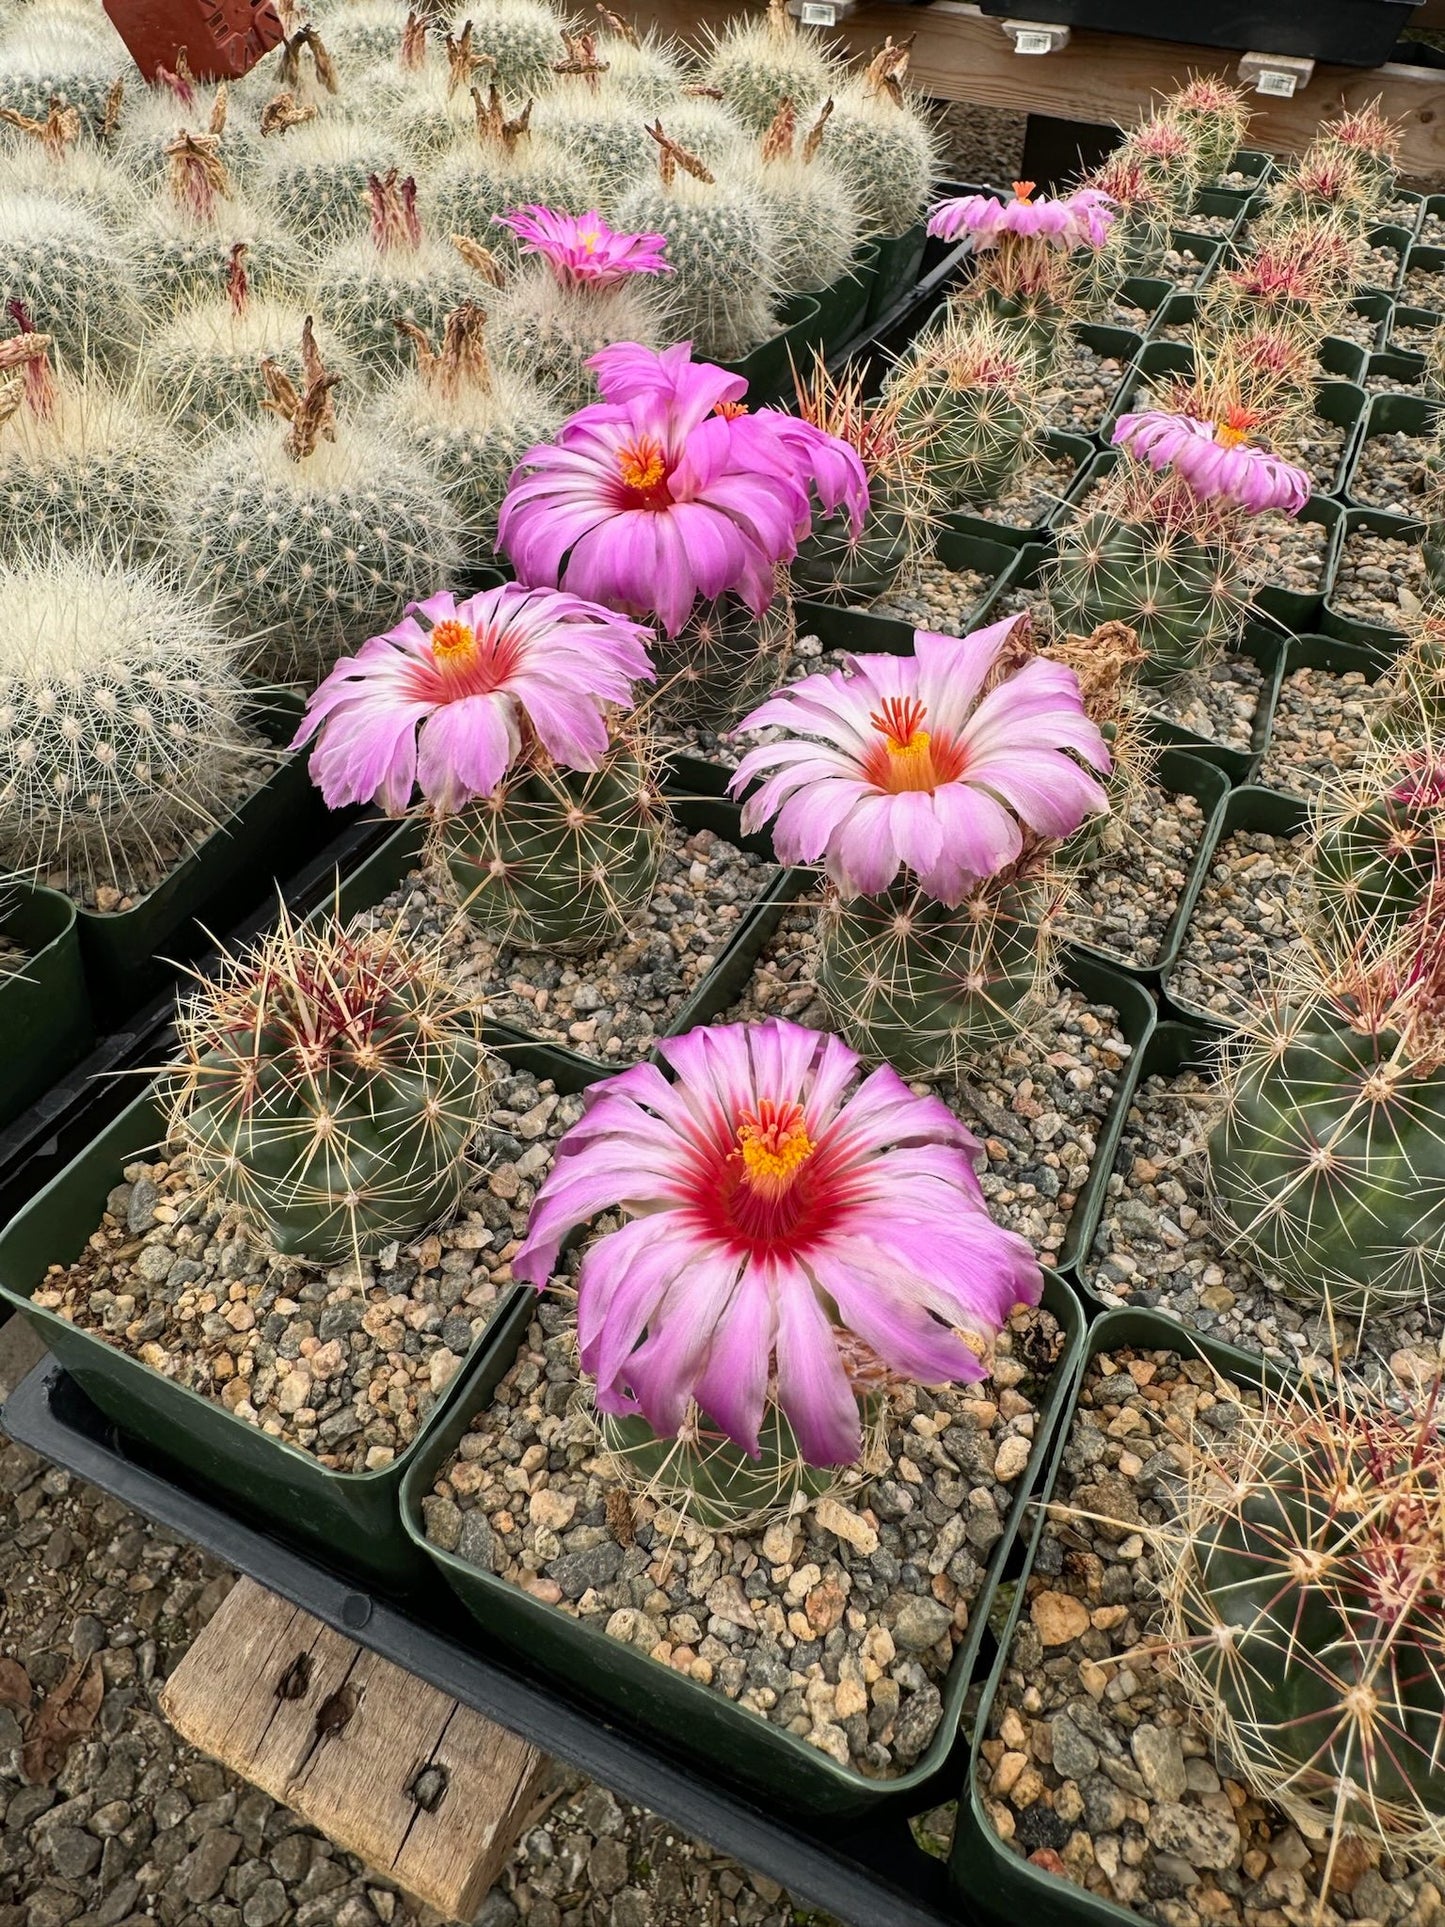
top-left (968, 446), bottom-right (1083, 531)
top-left (1329, 523), bottom-right (1427, 628)
top-left (1403, 260), bottom-right (1445, 310)
top-left (426, 1300), bottom-right (1064, 1779)
top-left (32, 1065), bottom-right (583, 1469)
top-left (1143, 654), bottom-right (1264, 751)
top-left (1257, 665), bottom-right (1376, 797)
top-left (1035, 334), bottom-right (1128, 437)
top-left (1064, 782), bottom-right (1207, 969)
top-left (871, 559), bottom-right (997, 633)
top-left (1165, 828), bottom-right (1310, 1020)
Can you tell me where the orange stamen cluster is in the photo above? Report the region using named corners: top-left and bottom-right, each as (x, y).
top-left (616, 436), bottom-right (671, 506)
top-left (431, 618), bottom-right (479, 670)
top-left (862, 695), bottom-right (967, 794)
top-left (1213, 404), bottom-right (1261, 450)
top-left (736, 1098), bottom-right (815, 1200)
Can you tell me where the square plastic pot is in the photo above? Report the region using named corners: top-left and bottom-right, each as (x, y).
top-left (1400, 243), bottom-right (1445, 319)
top-left (1388, 302), bottom-right (1443, 354)
top-left (1185, 189), bottom-right (1249, 243)
top-left (722, 295), bottom-right (821, 404)
top-left (1367, 345), bottom-right (1427, 397)
top-left (1342, 388), bottom-right (1440, 509)
top-left (1067, 748), bottom-right (1229, 986)
top-left (1252, 634), bottom-right (1392, 803)
top-left (1349, 292), bottom-right (1396, 353)
top-left (795, 529), bottom-right (1039, 659)
top-left (943, 428), bottom-right (1096, 551)
top-left (1168, 229), bottom-right (1224, 291)
top-left (0, 884), bottom-right (94, 1132)
top-left (1361, 223), bottom-right (1414, 299)
top-left (75, 692), bottom-right (335, 1024)
top-left (948, 1301), bottom-right (1301, 1927)
top-left (1160, 787), bottom-right (1309, 1026)
top-left (1323, 506), bottom-right (1424, 650)
top-left (397, 1268), bottom-right (1087, 1821)
top-left (0, 1033), bottom-right (598, 1592)
top-left (864, 221), bottom-right (928, 327)
top-left (810, 245), bottom-right (877, 357)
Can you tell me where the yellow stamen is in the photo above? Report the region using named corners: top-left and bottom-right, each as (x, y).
top-left (1012, 179), bottom-right (1035, 203)
top-left (1213, 404), bottom-right (1260, 450)
top-left (737, 1098), bottom-right (815, 1201)
top-left (431, 618), bottom-right (478, 669)
top-left (616, 437), bottom-right (667, 494)
top-left (579, 228), bottom-right (599, 251)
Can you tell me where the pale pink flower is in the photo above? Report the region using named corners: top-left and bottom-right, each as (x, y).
top-left (293, 584), bottom-right (654, 814)
top-left (1112, 407), bottom-right (1311, 515)
top-left (513, 1018), bottom-right (1042, 1465)
top-left (927, 181), bottom-right (1115, 251)
top-left (493, 205), bottom-right (672, 287)
top-left (731, 618), bottom-right (1110, 906)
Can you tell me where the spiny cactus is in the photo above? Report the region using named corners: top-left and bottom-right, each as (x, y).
top-left (652, 588), bottom-right (793, 732)
top-left (699, 0), bottom-right (837, 135)
top-left (815, 44), bottom-right (936, 241)
top-left (1166, 73), bottom-right (1251, 183)
top-left (599, 1398), bottom-right (844, 1533)
top-left (441, 741), bottom-right (666, 951)
top-left (584, 20), bottom-right (683, 112)
top-left (651, 91), bottom-right (748, 169)
top-left (1158, 1374), bottom-right (1445, 1861)
top-left (423, 88), bottom-right (593, 245)
top-left (1074, 152), bottom-right (1172, 314)
top-left (1208, 895), bottom-right (1445, 1315)
top-left (820, 871), bottom-right (1059, 1078)
top-left (173, 318), bottom-right (456, 680)
top-left (0, 122), bottom-right (139, 224)
top-left (787, 353), bottom-right (936, 601)
top-left (888, 308), bottom-right (1042, 512)
top-left (486, 255), bottom-right (670, 407)
top-left (529, 91), bottom-right (658, 211)
top-left (167, 907), bottom-right (491, 1262)
top-left (1310, 738), bottom-right (1445, 942)
top-left (382, 300), bottom-right (560, 550)
top-left (306, 0), bottom-right (414, 71)
top-left (952, 230), bottom-right (1078, 374)
top-left (130, 198), bottom-right (303, 313)
top-left (1202, 223), bottom-right (1366, 345)
top-left (0, 18), bottom-right (124, 134)
top-left (742, 97), bottom-right (857, 298)
top-left (1116, 112), bottom-right (1199, 219)
top-left (1256, 146), bottom-right (1377, 239)
top-left (456, 0), bottom-right (572, 96)
top-left (256, 116), bottom-right (411, 244)
top-left (0, 193), bottom-right (139, 369)
top-left (113, 76), bottom-right (263, 197)
top-left (1375, 606), bottom-right (1445, 731)
top-left (616, 128), bottom-right (779, 363)
top-left (1046, 619), bottom-right (1153, 866)
top-left (1314, 97), bottom-right (1402, 206)
top-left (312, 168), bottom-right (477, 379)
top-left (0, 546), bottom-right (258, 893)
top-left (0, 328), bottom-right (175, 563)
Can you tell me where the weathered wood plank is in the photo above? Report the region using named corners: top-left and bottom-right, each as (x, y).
top-left (159, 1578), bottom-right (548, 1918)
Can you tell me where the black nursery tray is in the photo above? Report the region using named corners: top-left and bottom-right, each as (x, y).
top-left (2, 1357), bottom-right (1004, 1927)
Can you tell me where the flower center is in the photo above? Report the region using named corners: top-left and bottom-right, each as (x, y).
top-left (862, 695), bottom-right (966, 794)
top-left (1213, 405), bottom-right (1260, 450)
top-left (430, 619), bottom-right (479, 672)
top-left (578, 227), bottom-right (599, 251)
top-left (1012, 179), bottom-right (1035, 203)
top-left (736, 1098), bottom-right (815, 1202)
top-left (615, 436), bottom-right (673, 508)
top-left (714, 398), bottom-right (749, 419)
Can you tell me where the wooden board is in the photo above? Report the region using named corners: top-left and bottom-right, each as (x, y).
top-left (627, 0), bottom-right (1445, 177)
top-left (159, 1577), bottom-right (549, 1919)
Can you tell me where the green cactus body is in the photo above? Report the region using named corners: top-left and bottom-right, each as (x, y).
top-left (114, 86), bottom-right (264, 197)
top-left (441, 749), bottom-right (666, 952)
top-left (425, 145), bottom-right (595, 248)
top-left (486, 265), bottom-right (670, 409)
top-left (176, 417), bottom-right (457, 681)
top-left (0, 139), bottom-right (141, 227)
top-left (653, 593), bottom-right (793, 732)
top-left (972, 287), bottom-right (1067, 373)
top-left (0, 195), bottom-right (139, 369)
top-left (130, 205), bottom-right (303, 313)
top-left (352, 68), bottom-right (475, 162)
top-left (308, 0), bottom-right (414, 71)
top-left (172, 918), bottom-right (491, 1262)
top-left (896, 376), bottom-right (1032, 510)
top-left (311, 234), bottom-right (477, 380)
top-left (1049, 509), bottom-right (1240, 684)
top-left (529, 96), bottom-right (657, 214)
top-left (257, 121), bottom-right (412, 244)
top-left (817, 80), bottom-right (935, 241)
top-left (145, 297), bottom-right (358, 438)
top-left (0, 550), bottom-right (258, 890)
top-left (454, 0), bottom-right (570, 96)
top-left (1208, 1009), bottom-right (1445, 1314)
top-left (615, 173), bottom-right (779, 364)
top-left (1075, 210), bottom-right (1172, 317)
top-left (789, 490), bottom-right (911, 602)
top-left (1313, 794), bottom-right (1442, 937)
top-left (700, 12), bottom-right (835, 135)
top-left (1178, 1426), bottom-right (1445, 1836)
top-left (0, 376), bottom-right (176, 564)
top-left (819, 879), bottom-right (1051, 1077)
top-left (600, 1402), bottom-right (838, 1532)
top-left (653, 98), bottom-right (748, 171)
top-left (382, 359), bottom-right (559, 552)
top-left (587, 34), bottom-right (683, 112)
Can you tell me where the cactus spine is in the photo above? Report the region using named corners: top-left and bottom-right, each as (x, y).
top-left (744, 97), bottom-right (857, 298)
top-left (1166, 74), bottom-right (1251, 183)
top-left (458, 0), bottom-right (573, 96)
top-left (0, 193), bottom-right (139, 369)
top-left (815, 43), bottom-right (936, 241)
top-left (1309, 741), bottom-right (1445, 942)
top-left (424, 88), bottom-right (593, 247)
top-left (889, 309), bottom-right (1042, 512)
top-left (257, 116), bottom-right (412, 245)
top-left (168, 908), bottom-right (491, 1262)
top-left (699, 0), bottom-right (837, 136)
top-left (529, 91), bottom-right (657, 213)
top-left (653, 589), bottom-right (794, 732)
top-left (0, 19), bottom-right (124, 135)
top-left (485, 246), bottom-right (672, 409)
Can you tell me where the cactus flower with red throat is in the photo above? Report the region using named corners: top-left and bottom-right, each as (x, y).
top-left (493, 205), bottom-right (673, 287)
top-left (1112, 407), bottom-right (1311, 515)
top-left (927, 181), bottom-right (1115, 250)
top-left (730, 616), bottom-right (1110, 904)
top-left (513, 1018), bottom-right (1042, 1465)
top-left (293, 583), bottom-right (655, 813)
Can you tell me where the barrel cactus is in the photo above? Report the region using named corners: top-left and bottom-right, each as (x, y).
top-left (652, 590), bottom-right (794, 733)
top-left (0, 113), bottom-right (138, 223)
top-left (889, 309), bottom-right (1041, 512)
top-left (0, 16), bottom-right (124, 135)
top-left (529, 92), bottom-right (656, 212)
top-left (1314, 99), bottom-right (1402, 207)
top-left (256, 117), bottom-right (411, 244)
top-left (424, 89), bottom-right (593, 244)
top-left (699, 0), bottom-right (837, 136)
top-left (1203, 224), bottom-right (1366, 346)
top-left (654, 95), bottom-right (749, 170)
top-left (113, 78), bottom-right (263, 198)
top-left (0, 192), bottom-right (139, 369)
top-left (486, 261), bottom-right (670, 407)
top-left (583, 23), bottom-right (683, 113)
top-left (0, 546), bottom-right (258, 890)
top-left (815, 43), bottom-right (935, 241)
top-left (459, 0), bottom-right (571, 96)
top-left (1310, 742), bottom-right (1445, 942)
top-left (172, 318), bottom-right (456, 679)
top-left (1116, 112), bottom-right (1199, 219)
top-left (744, 98), bottom-right (857, 298)
top-left (1166, 74), bottom-right (1251, 183)
top-left (306, 0), bottom-right (413, 73)
top-left (1073, 153), bottom-right (1172, 315)
top-left (167, 909), bottom-right (491, 1263)
top-left (1257, 146), bottom-right (1377, 239)
top-left (130, 197), bottom-right (303, 312)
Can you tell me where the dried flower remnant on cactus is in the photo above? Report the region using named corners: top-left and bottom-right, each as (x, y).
top-left (493, 203), bottom-right (672, 286)
top-left (732, 616), bottom-right (1110, 904)
top-left (294, 581), bottom-right (655, 814)
top-left (514, 1017), bottom-right (1043, 1466)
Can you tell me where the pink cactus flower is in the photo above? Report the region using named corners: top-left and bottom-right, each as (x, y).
top-left (499, 343), bottom-right (860, 636)
top-left (927, 180), bottom-right (1116, 251)
top-left (731, 618), bottom-right (1110, 906)
top-left (293, 584), bottom-right (655, 815)
top-left (513, 1018), bottom-right (1042, 1465)
top-left (493, 205), bottom-right (673, 287)
top-left (1112, 407), bottom-right (1311, 515)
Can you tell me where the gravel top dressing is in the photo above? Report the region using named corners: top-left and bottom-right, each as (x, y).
top-left (30, 1062), bottom-right (581, 1471)
top-left (1393, 315), bottom-right (1442, 354)
top-left (1361, 239), bottom-right (1403, 291)
top-left (979, 1345), bottom-right (1444, 1927)
top-left (1403, 260), bottom-right (1445, 308)
top-left (1166, 827), bottom-right (1310, 1021)
top-left (720, 902), bottom-right (1130, 1265)
top-left (1346, 428), bottom-right (1431, 511)
top-left (1083, 1075), bottom-right (1441, 1390)
top-left (871, 558), bottom-right (998, 632)
top-left (1331, 307), bottom-right (1380, 349)
top-left (361, 823), bottom-right (777, 1063)
top-left (1256, 665), bottom-right (1375, 796)
top-left (1064, 782), bottom-right (1207, 971)
top-left (1038, 335), bottom-right (1128, 436)
top-left (1238, 511), bottom-right (1330, 595)
top-left (425, 1293), bottom-right (1068, 1778)
top-left (968, 447), bottom-right (1081, 531)
top-left (1329, 523), bottom-right (1427, 624)
top-left (1143, 656), bottom-right (1264, 751)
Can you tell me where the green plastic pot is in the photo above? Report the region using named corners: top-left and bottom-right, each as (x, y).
top-left (942, 429), bottom-right (1095, 551)
top-left (1323, 504), bottom-right (1424, 649)
top-left (811, 245), bottom-right (877, 355)
top-left (1253, 633), bottom-right (1391, 801)
top-left (1068, 748), bottom-right (1229, 984)
top-left (1184, 187), bottom-right (1250, 243)
top-left (331, 795), bottom-right (809, 1088)
top-left (1367, 345), bottom-right (1427, 395)
top-left (1160, 785), bottom-right (1309, 1026)
top-left (0, 1038), bottom-right (598, 1592)
top-left (864, 220), bottom-right (928, 326)
top-left (1140, 288), bottom-right (1373, 386)
top-left (398, 1268), bottom-right (1086, 1820)
top-left (76, 692), bottom-right (332, 1024)
top-left (722, 295), bottom-right (821, 404)
top-left (795, 528), bottom-right (1036, 660)
top-left (1400, 242), bottom-right (1445, 316)
top-left (1388, 302), bottom-right (1444, 352)
top-left (1343, 389), bottom-right (1439, 510)
top-left (1217, 148), bottom-right (1275, 196)
top-left (1350, 292), bottom-right (1395, 352)
top-left (948, 1301), bottom-right (1298, 1927)
top-left (1361, 222), bottom-right (1413, 297)
top-left (1167, 229), bottom-right (1223, 291)
top-left (1385, 188), bottom-right (1425, 240)
top-left (0, 883), bottom-right (93, 1132)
